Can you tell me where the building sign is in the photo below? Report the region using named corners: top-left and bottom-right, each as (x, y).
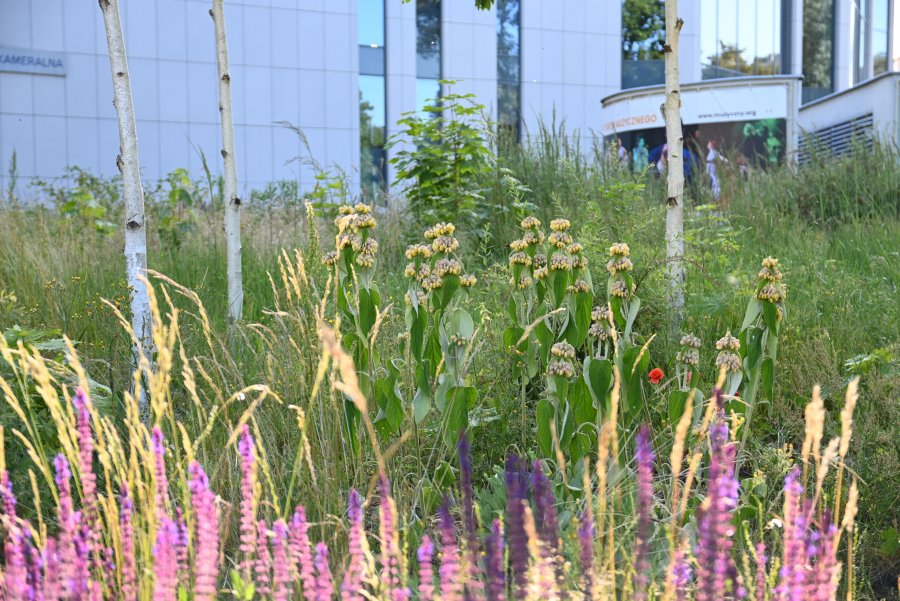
top-left (0, 47), bottom-right (66, 76)
top-left (602, 82), bottom-right (788, 134)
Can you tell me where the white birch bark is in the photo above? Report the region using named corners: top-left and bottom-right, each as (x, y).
top-left (98, 0), bottom-right (152, 408)
top-left (663, 0), bottom-right (685, 322)
top-left (211, 0), bottom-right (243, 323)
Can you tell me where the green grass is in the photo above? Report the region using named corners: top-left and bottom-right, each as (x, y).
top-left (1, 142), bottom-right (898, 598)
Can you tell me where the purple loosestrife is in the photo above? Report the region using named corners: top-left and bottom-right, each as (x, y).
top-left (754, 543), bottom-right (767, 601)
top-left (26, 531), bottom-right (44, 601)
top-left (484, 518), bottom-right (507, 601)
top-left (72, 523), bottom-right (92, 598)
top-left (188, 462), bottom-right (218, 601)
top-left (458, 432), bottom-right (484, 601)
top-left (54, 454), bottom-right (77, 592)
top-left (175, 508), bottom-right (190, 587)
top-left (272, 520), bottom-right (292, 601)
top-left (532, 460), bottom-right (565, 598)
top-left (41, 539), bottom-right (61, 601)
top-left (3, 521), bottom-right (29, 598)
top-left (811, 522), bottom-right (839, 601)
top-left (119, 485), bottom-right (137, 601)
top-left (504, 456), bottom-right (529, 599)
top-left (378, 476), bottom-right (408, 601)
top-left (577, 504), bottom-right (594, 601)
top-left (255, 519), bottom-right (273, 595)
top-left (417, 535), bottom-right (436, 601)
top-left (314, 541), bottom-right (334, 601)
top-left (695, 419), bottom-right (740, 601)
top-left (671, 546), bottom-right (693, 601)
top-left (438, 505), bottom-right (463, 601)
top-left (73, 390), bottom-right (98, 538)
top-left (151, 427), bottom-right (170, 520)
top-left (154, 518), bottom-right (179, 600)
top-left (290, 506), bottom-right (317, 597)
top-left (633, 425), bottom-right (655, 601)
top-left (777, 468), bottom-right (806, 601)
top-left (237, 425), bottom-right (257, 576)
top-left (341, 490), bottom-right (366, 601)
top-left (1, 470), bottom-right (16, 518)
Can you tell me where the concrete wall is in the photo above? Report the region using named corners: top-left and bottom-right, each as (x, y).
top-left (519, 0), bottom-right (622, 148)
top-left (798, 71), bottom-right (900, 141)
top-left (0, 0), bottom-right (359, 197)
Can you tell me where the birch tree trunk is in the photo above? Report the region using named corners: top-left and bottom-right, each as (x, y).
top-left (662, 0), bottom-right (685, 324)
top-left (211, 0), bottom-right (243, 324)
top-left (98, 0), bottom-right (152, 410)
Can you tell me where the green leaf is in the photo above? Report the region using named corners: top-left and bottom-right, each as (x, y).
top-left (507, 294), bottom-right (518, 322)
top-left (583, 357), bottom-right (612, 419)
top-left (443, 386), bottom-right (475, 447)
top-left (668, 390), bottom-right (690, 427)
top-left (624, 296), bottom-right (641, 340)
top-left (503, 326), bottom-right (526, 353)
top-left (570, 380), bottom-right (596, 426)
top-left (550, 270), bottom-right (568, 308)
top-left (358, 288), bottom-right (377, 337)
top-left (535, 317), bottom-right (554, 365)
top-left (761, 301), bottom-right (778, 333)
top-left (343, 398), bottom-right (361, 455)
top-left (438, 274), bottom-right (461, 310)
top-left (741, 298), bottom-right (762, 331)
top-left (447, 307), bottom-right (475, 339)
top-left (761, 357), bottom-right (775, 402)
top-left (536, 399), bottom-right (554, 457)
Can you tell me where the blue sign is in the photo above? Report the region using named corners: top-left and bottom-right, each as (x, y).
top-left (0, 47), bottom-right (66, 76)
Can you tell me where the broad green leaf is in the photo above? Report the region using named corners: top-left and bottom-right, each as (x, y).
top-left (443, 386), bottom-right (475, 447)
top-left (447, 307), bottom-right (475, 339)
top-left (741, 298), bottom-right (762, 331)
top-left (583, 357), bottom-right (612, 418)
top-left (668, 390), bottom-right (689, 427)
top-left (536, 399), bottom-right (554, 457)
top-left (761, 357), bottom-right (775, 401)
top-left (358, 288), bottom-right (377, 337)
top-left (761, 301), bottom-right (778, 333)
top-left (503, 326), bottom-right (526, 353)
top-left (624, 296), bottom-right (641, 340)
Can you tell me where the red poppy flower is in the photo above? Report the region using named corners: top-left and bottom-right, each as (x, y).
top-left (648, 368), bottom-right (665, 385)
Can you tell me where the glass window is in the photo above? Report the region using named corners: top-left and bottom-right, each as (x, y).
top-left (873, 0), bottom-right (890, 75)
top-left (497, 0), bottom-right (520, 136)
top-left (360, 75), bottom-right (387, 198)
top-left (358, 0), bottom-right (385, 47)
top-left (416, 78), bottom-right (441, 113)
top-left (802, 0), bottom-right (834, 102)
top-left (701, 0), bottom-right (781, 79)
top-left (416, 0), bottom-right (441, 78)
top-left (621, 0), bottom-right (665, 88)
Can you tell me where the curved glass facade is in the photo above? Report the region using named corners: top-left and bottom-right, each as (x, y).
top-left (621, 0), bottom-right (665, 89)
top-left (802, 0), bottom-right (835, 103)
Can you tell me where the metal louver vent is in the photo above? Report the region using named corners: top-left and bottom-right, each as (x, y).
top-left (798, 113), bottom-right (874, 164)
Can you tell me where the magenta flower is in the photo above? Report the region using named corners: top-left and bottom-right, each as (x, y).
top-left (175, 508), bottom-right (190, 586)
top-left (314, 541), bottom-right (334, 601)
top-left (119, 485), bottom-right (137, 601)
top-left (188, 461), bottom-right (218, 601)
top-left (378, 475), bottom-right (407, 601)
top-left (341, 489), bottom-right (366, 601)
top-left (272, 519), bottom-right (292, 601)
top-left (438, 504), bottom-right (462, 601)
top-left (504, 455), bottom-right (529, 599)
top-left (255, 519), bottom-right (272, 595)
top-left (54, 454), bottom-right (77, 592)
top-left (1, 470), bottom-right (17, 518)
top-left (777, 468), bottom-right (807, 601)
top-left (458, 433), bottom-right (484, 600)
top-left (485, 518), bottom-right (506, 601)
top-left (290, 506), bottom-right (317, 597)
top-left (695, 419), bottom-right (740, 601)
top-left (633, 425), bottom-right (655, 601)
top-left (417, 535), bottom-right (435, 601)
top-left (154, 518), bottom-right (179, 599)
top-left (4, 521), bottom-right (29, 598)
top-left (237, 425), bottom-right (256, 575)
top-left (754, 542), bottom-right (767, 601)
top-left (151, 427), bottom-right (170, 520)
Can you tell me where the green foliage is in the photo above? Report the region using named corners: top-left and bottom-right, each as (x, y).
top-left (34, 166), bottom-right (120, 235)
top-left (388, 81), bottom-right (494, 226)
top-left (152, 168), bottom-right (200, 249)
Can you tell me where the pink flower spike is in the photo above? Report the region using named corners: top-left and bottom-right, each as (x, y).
top-left (255, 519), bottom-right (272, 595)
top-left (272, 520), bottom-right (292, 601)
top-left (290, 506), bottom-right (316, 597)
top-left (119, 485), bottom-right (137, 601)
top-left (188, 462), bottom-right (219, 601)
top-left (237, 425), bottom-right (257, 576)
top-left (314, 541), bottom-right (334, 601)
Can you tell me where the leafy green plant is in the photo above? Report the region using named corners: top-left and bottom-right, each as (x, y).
top-left (402, 222), bottom-right (478, 447)
top-left (153, 168), bottom-right (200, 249)
top-left (388, 81), bottom-right (494, 226)
top-left (34, 166), bottom-right (120, 235)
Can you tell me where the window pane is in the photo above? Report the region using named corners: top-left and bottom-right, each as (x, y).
top-left (802, 0), bottom-right (834, 102)
top-left (873, 0), bottom-right (890, 74)
top-left (359, 46), bottom-right (385, 76)
top-left (497, 0), bottom-right (520, 57)
top-left (416, 78), bottom-right (441, 115)
top-left (358, 0), bottom-right (384, 47)
top-left (360, 75), bottom-right (386, 195)
top-left (417, 0), bottom-right (441, 65)
top-left (700, 0), bottom-right (719, 73)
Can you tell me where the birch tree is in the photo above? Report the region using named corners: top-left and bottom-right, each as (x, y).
top-left (662, 0), bottom-right (685, 323)
top-left (98, 0), bottom-right (152, 407)
top-left (211, 0), bottom-right (243, 323)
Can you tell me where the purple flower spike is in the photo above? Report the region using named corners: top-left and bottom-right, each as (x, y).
top-left (484, 518), bottom-right (507, 601)
top-left (313, 542), bottom-right (334, 601)
top-left (151, 427), bottom-right (170, 520)
top-left (153, 518), bottom-right (179, 599)
top-left (633, 425), bottom-right (655, 601)
top-left (54, 454), bottom-right (77, 591)
top-left (255, 519), bottom-right (272, 595)
top-left (237, 425), bottom-right (256, 575)
top-left (504, 456), bottom-right (529, 599)
top-left (532, 460), bottom-right (560, 555)
top-left (4, 521), bottom-right (29, 598)
top-left (119, 484), bottom-right (137, 601)
top-left (754, 542), bottom-right (767, 601)
top-left (777, 468), bottom-right (807, 601)
top-left (695, 418), bottom-right (739, 601)
top-left (290, 506), bottom-right (317, 597)
top-left (671, 546), bottom-right (692, 601)
top-left (577, 502), bottom-right (594, 601)
top-left (272, 520), bottom-right (292, 601)
top-left (341, 490), bottom-right (366, 601)
top-left (438, 505), bottom-right (462, 601)
top-left (417, 535), bottom-right (435, 601)
top-left (458, 432), bottom-right (484, 600)
top-left (188, 462), bottom-right (218, 601)
top-left (378, 475), bottom-right (408, 601)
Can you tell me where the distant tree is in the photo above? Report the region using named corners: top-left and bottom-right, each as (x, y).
top-left (623, 0), bottom-right (666, 60)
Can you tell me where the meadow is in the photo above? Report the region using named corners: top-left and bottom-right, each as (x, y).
top-left (0, 130), bottom-right (898, 600)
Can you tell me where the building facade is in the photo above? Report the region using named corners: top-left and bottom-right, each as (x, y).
top-left (0, 0), bottom-right (897, 198)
